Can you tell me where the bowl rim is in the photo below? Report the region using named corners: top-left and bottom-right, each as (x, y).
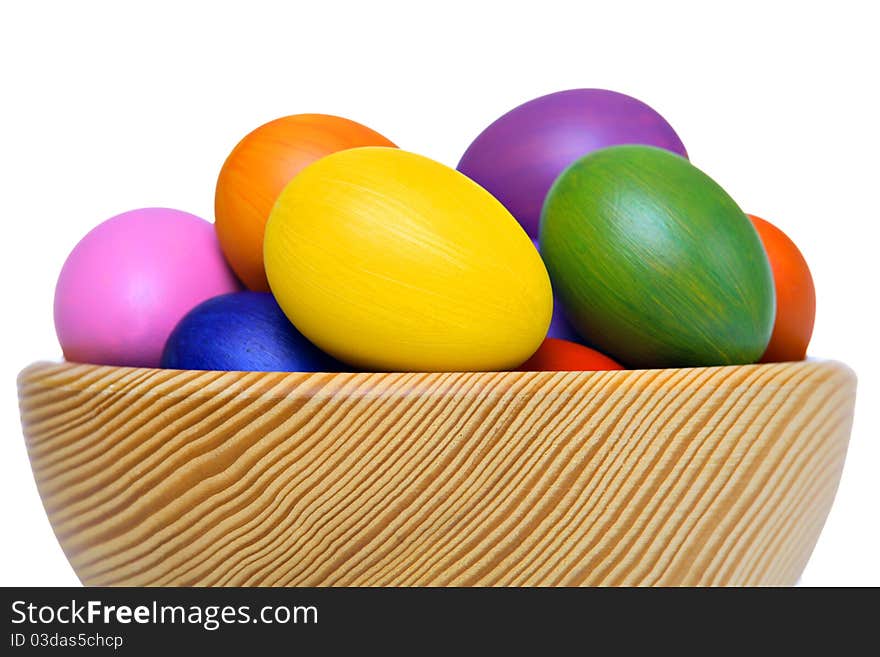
top-left (17, 358), bottom-right (857, 401)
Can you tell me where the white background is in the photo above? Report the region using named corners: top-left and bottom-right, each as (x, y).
top-left (1, 1), bottom-right (877, 586)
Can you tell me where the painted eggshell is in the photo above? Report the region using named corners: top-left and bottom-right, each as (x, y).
top-left (215, 114), bottom-right (396, 291)
top-left (748, 215), bottom-right (816, 363)
top-left (264, 147), bottom-right (552, 372)
top-left (518, 338), bottom-right (623, 371)
top-left (541, 145), bottom-right (774, 369)
top-left (54, 208), bottom-right (241, 368)
top-left (458, 88), bottom-right (687, 237)
top-left (161, 292), bottom-right (343, 372)
top-left (531, 237), bottom-right (582, 343)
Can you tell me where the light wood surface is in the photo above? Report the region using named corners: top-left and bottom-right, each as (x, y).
top-left (18, 359), bottom-right (855, 586)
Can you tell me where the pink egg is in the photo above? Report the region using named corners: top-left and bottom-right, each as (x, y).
top-left (54, 208), bottom-right (241, 367)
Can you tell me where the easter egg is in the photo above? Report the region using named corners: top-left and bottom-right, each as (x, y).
top-left (518, 338), bottom-right (623, 371)
top-left (161, 292), bottom-right (343, 372)
top-left (215, 114), bottom-right (396, 291)
top-left (264, 147), bottom-right (552, 372)
top-left (54, 208), bottom-right (241, 368)
top-left (748, 215), bottom-right (816, 362)
top-left (458, 88), bottom-right (687, 237)
top-left (530, 238), bottom-right (581, 343)
top-left (540, 145), bottom-right (775, 369)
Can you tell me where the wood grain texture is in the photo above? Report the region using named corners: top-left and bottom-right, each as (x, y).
top-left (18, 360), bottom-right (856, 586)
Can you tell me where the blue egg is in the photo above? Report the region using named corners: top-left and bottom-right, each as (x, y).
top-left (161, 292), bottom-right (343, 372)
top-left (531, 237), bottom-right (583, 343)
top-left (547, 299), bottom-right (583, 343)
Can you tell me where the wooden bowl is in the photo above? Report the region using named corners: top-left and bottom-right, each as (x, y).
top-left (18, 359), bottom-right (855, 586)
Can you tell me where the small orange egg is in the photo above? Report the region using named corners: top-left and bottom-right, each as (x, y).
top-left (749, 215), bottom-right (816, 362)
top-left (215, 114), bottom-right (396, 290)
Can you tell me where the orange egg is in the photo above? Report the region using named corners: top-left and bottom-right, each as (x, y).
top-left (215, 114), bottom-right (396, 290)
top-left (749, 215), bottom-right (816, 362)
top-left (518, 338), bottom-right (623, 371)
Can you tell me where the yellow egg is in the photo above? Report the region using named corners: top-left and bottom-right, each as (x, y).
top-left (264, 147), bottom-right (552, 371)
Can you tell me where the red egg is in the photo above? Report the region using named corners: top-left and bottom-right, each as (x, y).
top-left (518, 338), bottom-right (623, 371)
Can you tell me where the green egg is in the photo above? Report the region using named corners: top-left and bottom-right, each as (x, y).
top-left (539, 145), bottom-right (775, 368)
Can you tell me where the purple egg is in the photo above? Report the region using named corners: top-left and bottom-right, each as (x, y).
top-left (458, 89), bottom-right (687, 237)
top-left (531, 238), bottom-right (583, 343)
